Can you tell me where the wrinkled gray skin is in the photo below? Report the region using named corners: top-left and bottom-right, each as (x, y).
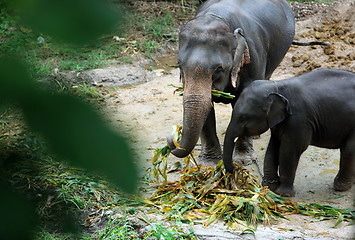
top-left (223, 69), bottom-right (355, 197)
top-left (167, 0), bottom-right (295, 165)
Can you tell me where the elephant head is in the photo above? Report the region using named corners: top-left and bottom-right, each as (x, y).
top-left (223, 81), bottom-right (292, 172)
top-left (168, 16), bottom-right (251, 158)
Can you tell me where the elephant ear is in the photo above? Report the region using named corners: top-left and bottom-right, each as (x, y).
top-left (231, 28), bottom-right (251, 88)
top-left (267, 93), bottom-right (292, 128)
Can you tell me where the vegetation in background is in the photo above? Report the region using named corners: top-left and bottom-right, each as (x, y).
top-left (0, 0), bottom-right (196, 79)
top-left (0, 0), bottom-right (140, 239)
top-left (0, 8), bottom-right (129, 77)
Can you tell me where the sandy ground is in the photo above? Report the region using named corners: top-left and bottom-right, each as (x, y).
top-left (74, 1), bottom-right (355, 239)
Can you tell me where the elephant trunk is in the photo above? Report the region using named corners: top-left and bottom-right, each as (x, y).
top-left (169, 85), bottom-right (212, 158)
top-left (223, 123), bottom-right (238, 173)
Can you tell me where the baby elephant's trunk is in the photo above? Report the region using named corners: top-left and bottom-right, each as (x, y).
top-left (223, 123), bottom-right (238, 173)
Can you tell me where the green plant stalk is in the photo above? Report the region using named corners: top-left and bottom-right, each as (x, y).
top-left (151, 125), bottom-right (199, 183)
top-left (169, 85), bottom-right (235, 99)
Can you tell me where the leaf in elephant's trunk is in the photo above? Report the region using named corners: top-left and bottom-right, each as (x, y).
top-left (168, 84), bottom-right (235, 99)
top-left (169, 84), bottom-right (184, 96)
top-left (171, 125), bottom-right (182, 148)
top-left (150, 125), bottom-right (198, 183)
top-left (211, 89), bottom-right (235, 99)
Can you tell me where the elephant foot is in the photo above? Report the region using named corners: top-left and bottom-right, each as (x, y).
top-left (233, 136), bottom-right (256, 165)
top-left (233, 150), bottom-right (257, 166)
top-left (198, 151), bottom-right (222, 167)
top-left (275, 185), bottom-right (295, 197)
top-left (334, 174), bottom-right (353, 191)
top-left (262, 177), bottom-right (280, 192)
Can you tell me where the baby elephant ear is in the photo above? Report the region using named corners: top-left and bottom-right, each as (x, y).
top-left (231, 28), bottom-right (250, 88)
top-left (267, 93), bottom-right (292, 128)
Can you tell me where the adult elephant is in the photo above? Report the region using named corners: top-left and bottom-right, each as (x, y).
top-left (167, 0), bottom-right (295, 164)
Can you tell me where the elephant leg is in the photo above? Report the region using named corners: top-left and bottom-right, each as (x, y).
top-left (276, 152), bottom-right (300, 197)
top-left (262, 134), bottom-right (280, 192)
top-left (334, 132), bottom-right (355, 191)
top-left (198, 106), bottom-right (222, 163)
top-left (232, 136), bottom-right (257, 165)
top-left (276, 137), bottom-right (308, 197)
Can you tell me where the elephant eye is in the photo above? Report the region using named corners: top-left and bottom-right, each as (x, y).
top-left (215, 66), bottom-right (224, 74)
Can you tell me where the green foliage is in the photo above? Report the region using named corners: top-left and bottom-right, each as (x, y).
top-left (0, 4), bottom-right (130, 77)
top-left (72, 83), bottom-right (100, 98)
top-left (36, 230), bottom-right (80, 240)
top-left (0, 0), bottom-right (138, 238)
top-left (121, 6), bottom-right (183, 56)
top-left (96, 217), bottom-right (197, 240)
top-left (0, 132), bottom-right (142, 239)
top-left (0, 0), bottom-right (194, 75)
top-left (146, 222), bottom-right (197, 240)
top-left (149, 149), bottom-right (355, 229)
top-left (0, 56), bottom-right (138, 193)
top-left (0, 140), bottom-right (192, 239)
top-left (0, 0), bottom-right (198, 238)
top-left (145, 13), bottom-right (176, 42)
top-left (21, 0), bottom-right (122, 45)
top-left (23, 93), bottom-right (137, 193)
top-left (294, 203), bottom-right (355, 227)
top-left (0, 185), bottom-right (37, 240)
top-left (97, 218), bottom-right (140, 240)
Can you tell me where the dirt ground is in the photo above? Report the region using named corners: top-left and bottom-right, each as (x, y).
top-left (71, 1), bottom-right (355, 239)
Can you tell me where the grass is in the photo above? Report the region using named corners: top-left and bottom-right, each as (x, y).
top-left (71, 83), bottom-right (100, 98)
top-left (96, 218), bottom-right (196, 240)
top-left (96, 218), bottom-right (141, 240)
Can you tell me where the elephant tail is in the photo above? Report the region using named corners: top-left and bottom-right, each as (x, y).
top-left (292, 40), bottom-right (328, 46)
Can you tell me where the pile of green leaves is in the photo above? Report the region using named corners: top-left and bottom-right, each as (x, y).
top-left (149, 127), bottom-right (355, 229)
top-left (149, 161), bottom-right (284, 228)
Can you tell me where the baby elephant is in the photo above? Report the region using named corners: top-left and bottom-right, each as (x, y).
top-left (223, 69), bottom-right (355, 197)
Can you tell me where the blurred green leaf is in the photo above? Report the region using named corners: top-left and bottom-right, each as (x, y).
top-left (0, 184), bottom-right (37, 240)
top-left (0, 57), bottom-right (138, 193)
top-left (0, 56), bottom-right (38, 104)
top-left (22, 92), bottom-right (138, 193)
top-left (0, 0), bottom-right (137, 238)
